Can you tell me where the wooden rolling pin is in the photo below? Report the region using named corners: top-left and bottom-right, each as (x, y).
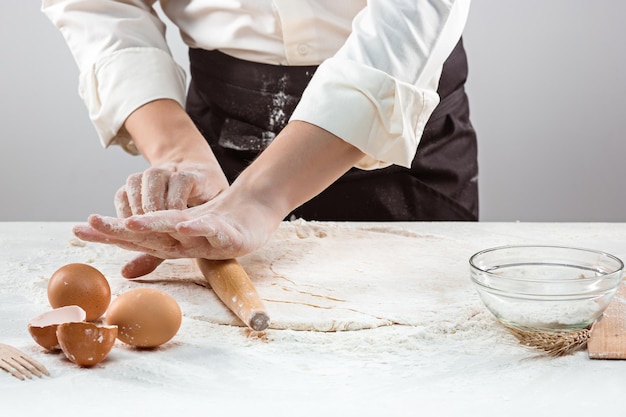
top-left (196, 258), bottom-right (270, 331)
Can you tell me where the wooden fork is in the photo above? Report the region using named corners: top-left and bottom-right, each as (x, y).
top-left (0, 343), bottom-right (50, 380)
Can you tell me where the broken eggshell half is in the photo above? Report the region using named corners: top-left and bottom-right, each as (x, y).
top-left (28, 305), bottom-right (87, 350)
top-left (57, 321), bottom-right (118, 367)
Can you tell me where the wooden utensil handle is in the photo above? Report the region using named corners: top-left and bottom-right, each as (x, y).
top-left (196, 258), bottom-right (270, 331)
top-left (588, 282), bottom-right (626, 359)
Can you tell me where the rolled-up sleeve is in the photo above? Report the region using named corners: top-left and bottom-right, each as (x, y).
top-left (42, 0), bottom-right (187, 153)
top-left (290, 0), bottom-right (471, 169)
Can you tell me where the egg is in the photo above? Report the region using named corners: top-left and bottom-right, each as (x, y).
top-left (105, 288), bottom-right (182, 348)
top-left (57, 322), bottom-right (118, 367)
top-left (28, 305), bottom-right (86, 350)
top-left (48, 263), bottom-right (111, 321)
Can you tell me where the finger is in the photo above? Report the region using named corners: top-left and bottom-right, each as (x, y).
top-left (142, 168), bottom-right (169, 212)
top-left (74, 224), bottom-right (158, 252)
top-left (90, 214), bottom-right (183, 249)
top-left (88, 214), bottom-right (134, 238)
top-left (78, 221), bottom-right (237, 260)
top-left (126, 173), bottom-right (144, 215)
top-left (124, 210), bottom-right (189, 233)
top-left (75, 222), bottom-right (140, 247)
top-left (114, 186), bottom-right (133, 218)
top-left (121, 254), bottom-right (164, 278)
top-left (73, 224), bottom-right (114, 243)
top-left (166, 172), bottom-right (195, 210)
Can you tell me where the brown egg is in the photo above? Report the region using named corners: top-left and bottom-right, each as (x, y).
top-left (48, 263), bottom-right (111, 321)
top-left (57, 322), bottom-right (118, 367)
top-left (28, 305), bottom-right (86, 350)
top-left (106, 288), bottom-right (182, 348)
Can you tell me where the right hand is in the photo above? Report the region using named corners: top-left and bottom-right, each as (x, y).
top-left (115, 160), bottom-right (228, 216)
top-left (109, 99), bottom-right (230, 278)
top-left (114, 160), bottom-right (229, 278)
top-left (74, 121), bottom-right (365, 266)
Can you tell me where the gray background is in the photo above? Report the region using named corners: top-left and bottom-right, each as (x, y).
top-left (2, 1), bottom-right (625, 221)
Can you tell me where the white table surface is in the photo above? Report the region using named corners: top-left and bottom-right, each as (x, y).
top-left (1, 222), bottom-right (626, 416)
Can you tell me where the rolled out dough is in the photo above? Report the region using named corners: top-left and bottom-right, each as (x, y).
top-left (146, 221), bottom-right (473, 331)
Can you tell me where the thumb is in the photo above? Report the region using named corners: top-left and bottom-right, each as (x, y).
top-left (121, 253), bottom-right (164, 278)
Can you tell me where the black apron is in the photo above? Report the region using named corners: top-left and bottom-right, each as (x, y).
top-left (185, 39), bottom-right (478, 221)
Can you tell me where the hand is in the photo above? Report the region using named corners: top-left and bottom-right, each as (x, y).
top-left (74, 184), bottom-right (282, 262)
top-left (109, 99), bottom-right (229, 277)
top-left (74, 121), bottom-right (365, 265)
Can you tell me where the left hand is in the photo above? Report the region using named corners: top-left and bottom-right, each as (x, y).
top-left (112, 160), bottom-right (229, 277)
top-left (107, 98), bottom-right (230, 277)
top-left (74, 121), bottom-right (365, 270)
top-left (73, 184), bottom-right (283, 262)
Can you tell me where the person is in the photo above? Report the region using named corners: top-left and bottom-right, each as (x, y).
top-left (42, 0), bottom-right (478, 278)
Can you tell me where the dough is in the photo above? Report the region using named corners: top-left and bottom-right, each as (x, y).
top-left (149, 220), bottom-right (472, 331)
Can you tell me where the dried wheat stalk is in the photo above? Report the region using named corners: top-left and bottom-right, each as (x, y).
top-left (503, 324), bottom-right (591, 357)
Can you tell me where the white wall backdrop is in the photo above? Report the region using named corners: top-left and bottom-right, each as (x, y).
top-left (1, 1), bottom-right (625, 221)
top-left (463, 1), bottom-right (626, 221)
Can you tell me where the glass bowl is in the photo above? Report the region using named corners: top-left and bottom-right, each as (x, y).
top-left (469, 245), bottom-right (624, 332)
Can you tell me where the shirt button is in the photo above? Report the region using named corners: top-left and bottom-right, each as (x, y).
top-left (296, 44), bottom-right (310, 56)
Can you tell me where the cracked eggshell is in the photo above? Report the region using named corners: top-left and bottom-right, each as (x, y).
top-left (57, 322), bottom-right (118, 367)
top-left (28, 305), bottom-right (87, 350)
top-left (48, 263), bottom-right (111, 321)
top-left (106, 288), bottom-right (182, 348)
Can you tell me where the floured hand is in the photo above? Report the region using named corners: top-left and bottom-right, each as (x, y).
top-left (112, 158), bottom-right (229, 277)
top-left (77, 120), bottom-right (364, 277)
top-left (108, 99), bottom-right (230, 277)
top-left (115, 161), bottom-right (228, 216)
top-left (74, 186), bottom-right (283, 263)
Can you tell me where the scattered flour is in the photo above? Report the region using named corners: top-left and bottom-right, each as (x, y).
top-left (1, 221), bottom-right (626, 416)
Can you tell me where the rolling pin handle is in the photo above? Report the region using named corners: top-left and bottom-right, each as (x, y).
top-left (250, 312), bottom-right (270, 331)
top-left (196, 258), bottom-right (270, 331)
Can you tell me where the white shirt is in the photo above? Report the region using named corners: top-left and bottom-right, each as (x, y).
top-left (42, 0), bottom-right (470, 169)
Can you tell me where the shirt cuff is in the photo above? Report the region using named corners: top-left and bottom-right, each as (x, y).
top-left (78, 47), bottom-right (187, 154)
top-left (289, 57), bottom-right (440, 170)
